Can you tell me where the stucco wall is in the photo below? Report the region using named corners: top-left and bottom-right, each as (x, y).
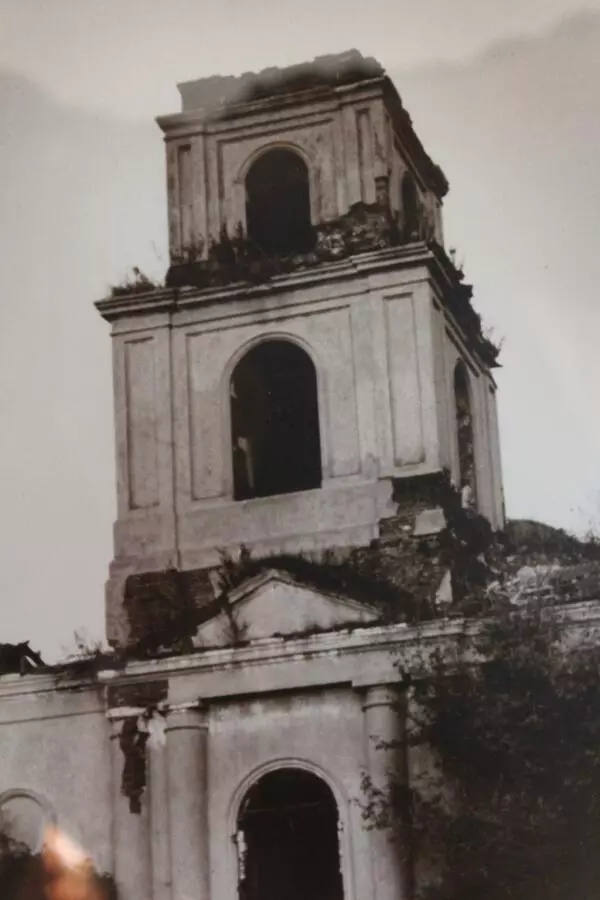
top-left (160, 87), bottom-right (395, 257)
top-left (109, 259), bottom-right (453, 573)
top-left (102, 248), bottom-right (504, 592)
top-left (0, 620), bottom-right (418, 899)
top-left (207, 687), bottom-right (373, 900)
top-left (159, 80), bottom-right (446, 260)
top-left (0, 677), bottom-right (112, 872)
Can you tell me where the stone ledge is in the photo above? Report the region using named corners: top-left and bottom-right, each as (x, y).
top-left (102, 598), bottom-right (600, 701)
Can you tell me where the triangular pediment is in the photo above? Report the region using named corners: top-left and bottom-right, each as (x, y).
top-left (193, 570), bottom-right (378, 648)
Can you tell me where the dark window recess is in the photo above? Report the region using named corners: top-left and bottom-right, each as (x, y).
top-left (454, 360), bottom-right (478, 507)
top-left (401, 172), bottom-right (420, 240)
top-left (231, 340), bottom-right (322, 501)
top-left (245, 149), bottom-right (315, 255)
top-left (237, 768), bottom-right (344, 900)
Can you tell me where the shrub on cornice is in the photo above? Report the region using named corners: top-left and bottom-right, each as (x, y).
top-left (110, 267), bottom-right (160, 297)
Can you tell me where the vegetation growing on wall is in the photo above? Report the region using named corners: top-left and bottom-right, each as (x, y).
top-left (121, 473), bottom-right (600, 658)
top-left (110, 266), bottom-right (160, 297)
top-left (164, 203), bottom-right (404, 292)
top-left (109, 213), bottom-right (497, 368)
top-left (361, 597), bottom-right (600, 900)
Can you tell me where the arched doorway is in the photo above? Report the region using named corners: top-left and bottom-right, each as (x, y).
top-left (454, 360), bottom-right (478, 507)
top-left (236, 768), bottom-right (344, 900)
top-left (230, 340), bottom-right (322, 500)
top-left (245, 148), bottom-right (314, 255)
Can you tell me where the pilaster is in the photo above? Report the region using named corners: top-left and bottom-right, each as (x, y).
top-left (147, 715), bottom-right (171, 900)
top-left (165, 703), bottom-right (210, 900)
top-left (362, 683), bottom-right (411, 900)
top-left (109, 717), bottom-right (152, 900)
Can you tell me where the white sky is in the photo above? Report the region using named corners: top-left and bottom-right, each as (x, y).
top-left (1, 0), bottom-right (599, 660)
top-left (0, 0), bottom-right (595, 117)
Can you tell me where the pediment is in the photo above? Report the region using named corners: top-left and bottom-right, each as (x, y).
top-left (194, 570), bottom-right (378, 648)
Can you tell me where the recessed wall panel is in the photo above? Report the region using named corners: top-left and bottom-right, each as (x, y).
top-left (384, 293), bottom-right (425, 466)
top-left (177, 144), bottom-right (193, 247)
top-left (186, 331), bottom-right (225, 501)
top-left (125, 337), bottom-right (159, 509)
top-left (356, 109), bottom-right (374, 203)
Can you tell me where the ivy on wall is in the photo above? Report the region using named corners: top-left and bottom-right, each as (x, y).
top-left (361, 596), bottom-right (600, 900)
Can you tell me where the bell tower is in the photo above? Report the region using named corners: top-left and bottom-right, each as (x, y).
top-left (97, 50), bottom-right (504, 650)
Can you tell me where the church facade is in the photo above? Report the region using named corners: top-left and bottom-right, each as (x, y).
top-left (0, 51), bottom-right (505, 900)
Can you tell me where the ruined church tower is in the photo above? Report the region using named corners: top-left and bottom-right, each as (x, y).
top-left (93, 50), bottom-right (505, 900)
top-left (98, 49), bottom-right (503, 651)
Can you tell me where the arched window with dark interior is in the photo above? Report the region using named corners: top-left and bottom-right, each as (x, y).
top-left (230, 340), bottom-right (322, 500)
top-left (454, 360), bottom-right (477, 508)
top-left (236, 768), bottom-right (344, 900)
top-left (401, 172), bottom-right (420, 241)
top-left (245, 148), bottom-right (314, 255)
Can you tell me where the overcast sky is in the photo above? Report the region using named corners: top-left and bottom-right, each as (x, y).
top-left (1, 0), bottom-right (599, 660)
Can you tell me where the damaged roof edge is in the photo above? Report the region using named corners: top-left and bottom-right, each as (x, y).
top-left (177, 49), bottom-right (384, 111)
top-left (172, 49), bottom-right (448, 198)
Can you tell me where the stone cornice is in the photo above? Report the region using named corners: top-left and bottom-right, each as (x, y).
top-left (156, 82), bottom-right (379, 139)
top-left (96, 246), bottom-right (426, 323)
top-left (95, 286), bottom-right (177, 322)
top-left (96, 600), bottom-right (600, 700)
top-left (1, 602), bottom-right (599, 711)
top-left (97, 619), bottom-right (458, 707)
top-left (98, 620), bottom-right (417, 683)
top-left (97, 246), bottom-right (431, 309)
top-left (95, 243), bottom-right (497, 367)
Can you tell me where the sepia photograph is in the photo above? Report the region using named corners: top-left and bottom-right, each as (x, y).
top-left (0, 1), bottom-right (599, 898)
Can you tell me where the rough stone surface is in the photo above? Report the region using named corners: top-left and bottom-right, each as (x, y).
top-left (413, 508), bottom-right (446, 537)
top-left (123, 569), bottom-right (215, 656)
top-left (118, 473), bottom-right (498, 653)
top-left (177, 49), bottom-right (386, 112)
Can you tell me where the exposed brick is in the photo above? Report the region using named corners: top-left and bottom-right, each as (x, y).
top-left (119, 473), bottom-right (467, 652)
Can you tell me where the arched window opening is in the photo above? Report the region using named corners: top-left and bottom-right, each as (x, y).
top-left (401, 172), bottom-right (421, 241)
top-left (454, 361), bottom-right (477, 508)
top-left (236, 768), bottom-right (344, 900)
top-left (245, 149), bottom-right (314, 255)
top-left (0, 789), bottom-right (55, 851)
top-left (231, 340), bottom-right (322, 500)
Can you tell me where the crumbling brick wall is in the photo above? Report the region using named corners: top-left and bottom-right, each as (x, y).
top-left (119, 472), bottom-right (497, 656)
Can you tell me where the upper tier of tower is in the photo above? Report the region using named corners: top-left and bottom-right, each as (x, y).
top-left (156, 50), bottom-right (448, 278)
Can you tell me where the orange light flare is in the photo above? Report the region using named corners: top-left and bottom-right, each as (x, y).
top-left (41, 826), bottom-right (106, 900)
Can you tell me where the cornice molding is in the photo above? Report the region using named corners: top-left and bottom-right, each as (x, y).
top-left (1, 602), bottom-right (599, 710)
top-left (94, 242), bottom-right (497, 367)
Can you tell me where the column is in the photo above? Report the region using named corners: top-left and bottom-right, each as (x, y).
top-left (147, 716), bottom-right (171, 900)
top-left (110, 717), bottom-right (152, 900)
top-left (362, 684), bottom-right (410, 900)
top-left (165, 704), bottom-right (210, 900)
